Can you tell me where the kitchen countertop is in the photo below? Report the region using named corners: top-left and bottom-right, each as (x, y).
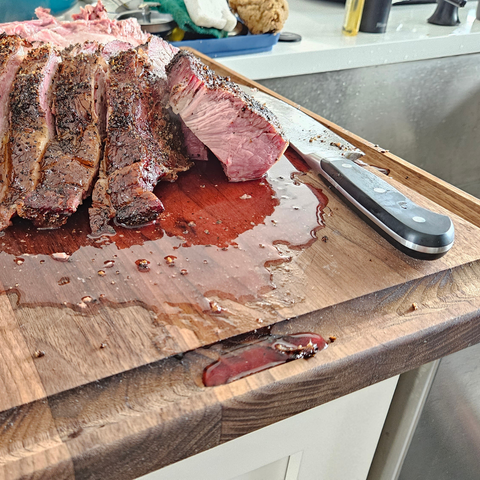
top-left (66, 0), bottom-right (480, 80)
top-left (219, 0), bottom-right (480, 79)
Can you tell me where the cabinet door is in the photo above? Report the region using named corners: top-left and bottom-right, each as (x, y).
top-left (139, 376), bottom-right (398, 480)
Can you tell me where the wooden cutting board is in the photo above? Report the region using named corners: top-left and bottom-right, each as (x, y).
top-left (2, 60), bottom-right (480, 416)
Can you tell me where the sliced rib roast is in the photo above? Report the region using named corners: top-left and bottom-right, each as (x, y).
top-left (89, 39), bottom-right (190, 236)
top-left (0, 34), bottom-right (30, 203)
top-left (0, 32), bottom-right (288, 235)
top-left (19, 42), bottom-right (107, 228)
top-left (0, 43), bottom-right (60, 230)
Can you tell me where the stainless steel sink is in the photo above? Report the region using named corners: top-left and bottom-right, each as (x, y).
top-left (259, 54), bottom-right (480, 198)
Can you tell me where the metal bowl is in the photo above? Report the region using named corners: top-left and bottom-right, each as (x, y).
top-left (116, 9), bottom-right (176, 35)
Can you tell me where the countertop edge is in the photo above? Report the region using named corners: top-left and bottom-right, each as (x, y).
top-left (219, 33), bottom-right (480, 80)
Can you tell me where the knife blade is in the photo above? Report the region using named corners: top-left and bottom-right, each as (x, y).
top-left (241, 86), bottom-right (454, 260)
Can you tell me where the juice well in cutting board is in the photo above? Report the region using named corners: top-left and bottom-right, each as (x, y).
top-left (0, 150), bottom-right (327, 325)
top-left (203, 332), bottom-right (328, 387)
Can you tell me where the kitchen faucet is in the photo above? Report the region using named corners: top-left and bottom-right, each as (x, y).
top-left (428, 0), bottom-right (466, 25)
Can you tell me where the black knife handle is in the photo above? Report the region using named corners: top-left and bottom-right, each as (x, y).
top-left (311, 154), bottom-right (455, 260)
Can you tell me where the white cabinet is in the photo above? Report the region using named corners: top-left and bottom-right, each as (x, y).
top-left (139, 375), bottom-right (399, 480)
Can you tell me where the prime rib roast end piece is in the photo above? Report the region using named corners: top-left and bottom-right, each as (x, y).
top-left (136, 35), bottom-right (178, 81)
top-left (166, 50), bottom-right (289, 182)
top-left (0, 43), bottom-right (60, 231)
top-left (18, 43), bottom-right (107, 229)
top-left (89, 44), bottom-right (191, 236)
top-left (0, 34), bottom-right (30, 202)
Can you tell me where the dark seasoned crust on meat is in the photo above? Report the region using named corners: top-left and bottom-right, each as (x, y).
top-left (18, 43), bottom-right (107, 228)
top-left (149, 98), bottom-right (191, 182)
top-left (89, 46), bottom-right (191, 236)
top-left (104, 49), bottom-right (170, 176)
top-left (0, 44), bottom-right (60, 230)
top-left (166, 50), bottom-right (286, 139)
top-left (89, 49), bottom-right (166, 235)
top-left (0, 35), bottom-right (31, 202)
top-left (0, 34), bottom-right (30, 71)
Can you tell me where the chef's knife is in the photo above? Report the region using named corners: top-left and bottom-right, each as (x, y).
top-left (241, 86), bottom-right (454, 260)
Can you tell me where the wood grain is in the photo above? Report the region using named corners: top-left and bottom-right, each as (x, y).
top-left (0, 399), bottom-right (74, 480)
top-left (0, 293), bottom-right (46, 411)
top-left (2, 168), bottom-right (478, 402)
top-left (1, 50), bottom-right (480, 480)
top-left (3, 262), bottom-right (480, 479)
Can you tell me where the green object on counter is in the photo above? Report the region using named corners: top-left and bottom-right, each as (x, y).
top-left (147, 0), bottom-right (228, 38)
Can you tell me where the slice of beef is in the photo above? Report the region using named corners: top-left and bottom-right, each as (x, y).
top-left (137, 37), bottom-right (191, 182)
top-left (135, 37), bottom-right (191, 182)
top-left (101, 40), bottom-right (133, 61)
top-left (166, 51), bottom-right (289, 182)
top-left (18, 43), bottom-right (107, 229)
top-left (0, 44), bottom-right (60, 231)
top-left (0, 34), bottom-right (30, 202)
top-left (89, 46), bottom-right (190, 236)
top-left (180, 117), bottom-right (209, 161)
top-left (136, 35), bottom-right (178, 80)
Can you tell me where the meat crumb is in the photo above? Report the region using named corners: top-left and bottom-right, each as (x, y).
top-left (52, 252), bottom-right (71, 262)
top-left (34, 350), bottom-right (45, 358)
top-left (209, 301), bottom-right (223, 313)
top-left (412, 303), bottom-right (418, 311)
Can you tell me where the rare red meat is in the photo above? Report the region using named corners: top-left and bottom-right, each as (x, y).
top-left (166, 50), bottom-right (289, 182)
top-left (0, 0), bottom-right (148, 49)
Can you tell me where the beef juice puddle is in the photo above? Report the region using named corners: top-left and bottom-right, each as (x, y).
top-left (0, 150), bottom-right (328, 340)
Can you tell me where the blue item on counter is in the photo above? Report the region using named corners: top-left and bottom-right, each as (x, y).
top-left (0, 0), bottom-right (77, 22)
top-left (171, 33), bottom-right (279, 58)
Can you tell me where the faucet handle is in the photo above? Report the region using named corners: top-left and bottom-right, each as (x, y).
top-left (138, 2), bottom-right (161, 8)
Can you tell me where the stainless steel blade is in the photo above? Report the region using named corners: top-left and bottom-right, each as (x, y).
top-left (240, 86), bottom-right (364, 161)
